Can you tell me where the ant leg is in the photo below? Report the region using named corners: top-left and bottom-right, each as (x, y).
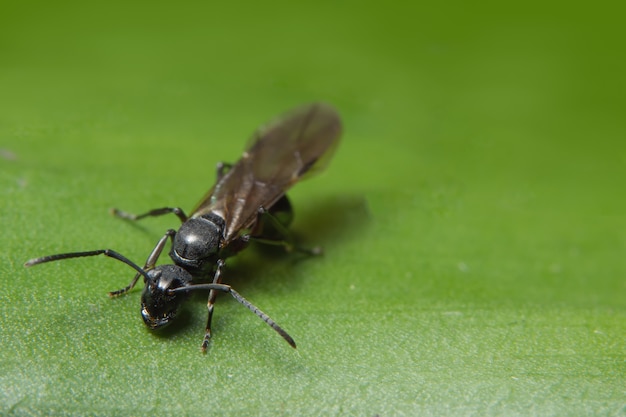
top-left (108, 229), bottom-right (177, 297)
top-left (248, 205), bottom-right (322, 256)
top-left (216, 162), bottom-right (233, 180)
top-left (201, 259), bottom-right (225, 352)
top-left (111, 207), bottom-right (188, 223)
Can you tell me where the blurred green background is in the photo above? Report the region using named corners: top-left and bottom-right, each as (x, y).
top-left (1, 1), bottom-right (625, 416)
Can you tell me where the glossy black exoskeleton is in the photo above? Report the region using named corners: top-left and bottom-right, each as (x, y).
top-left (25, 102), bottom-right (342, 351)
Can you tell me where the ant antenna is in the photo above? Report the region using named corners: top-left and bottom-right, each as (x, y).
top-left (24, 249), bottom-right (151, 282)
top-left (170, 284), bottom-right (296, 348)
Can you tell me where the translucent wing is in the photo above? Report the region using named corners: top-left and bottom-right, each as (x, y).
top-left (191, 102), bottom-right (342, 242)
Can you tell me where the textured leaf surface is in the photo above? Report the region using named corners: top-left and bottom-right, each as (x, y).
top-left (1, 1), bottom-right (625, 416)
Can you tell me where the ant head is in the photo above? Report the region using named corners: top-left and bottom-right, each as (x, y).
top-left (141, 264), bottom-right (193, 329)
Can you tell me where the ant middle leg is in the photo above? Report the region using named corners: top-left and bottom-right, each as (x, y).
top-left (247, 196), bottom-right (322, 256)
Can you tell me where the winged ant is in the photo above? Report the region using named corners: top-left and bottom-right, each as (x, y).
top-left (25, 102), bottom-right (342, 351)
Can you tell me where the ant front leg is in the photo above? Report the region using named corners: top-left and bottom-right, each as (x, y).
top-left (108, 229), bottom-right (177, 297)
top-left (202, 259), bottom-right (226, 352)
top-left (111, 207), bottom-right (188, 224)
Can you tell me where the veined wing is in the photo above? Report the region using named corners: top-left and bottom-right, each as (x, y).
top-left (191, 102), bottom-right (342, 242)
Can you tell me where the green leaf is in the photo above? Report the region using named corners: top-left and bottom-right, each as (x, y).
top-left (1, 1), bottom-right (625, 416)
